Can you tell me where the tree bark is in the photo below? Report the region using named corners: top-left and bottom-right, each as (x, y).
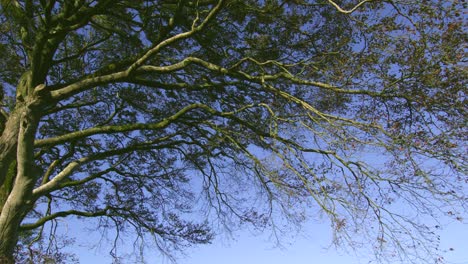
top-left (0, 71), bottom-right (34, 187)
top-left (0, 112), bottom-right (20, 188)
top-left (0, 100), bottom-right (40, 262)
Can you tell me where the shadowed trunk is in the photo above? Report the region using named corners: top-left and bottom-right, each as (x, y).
top-left (0, 114), bottom-right (20, 189)
top-left (0, 88), bottom-right (41, 262)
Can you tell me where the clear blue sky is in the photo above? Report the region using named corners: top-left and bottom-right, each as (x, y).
top-left (71, 149), bottom-right (468, 264)
top-left (74, 217), bottom-right (468, 264)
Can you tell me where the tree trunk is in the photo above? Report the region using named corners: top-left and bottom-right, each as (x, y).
top-left (0, 109), bottom-right (22, 213)
top-left (0, 112), bottom-right (20, 188)
top-left (0, 100), bottom-right (40, 262)
top-left (0, 71), bottom-right (33, 187)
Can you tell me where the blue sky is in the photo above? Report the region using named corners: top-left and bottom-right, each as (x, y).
top-left (75, 217), bottom-right (468, 264)
top-left (173, 221), bottom-right (468, 264)
top-left (69, 152), bottom-right (468, 264)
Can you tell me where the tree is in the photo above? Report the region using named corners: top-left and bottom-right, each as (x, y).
top-left (0, 0), bottom-right (466, 263)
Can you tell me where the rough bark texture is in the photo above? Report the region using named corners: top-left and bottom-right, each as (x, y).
top-left (0, 74), bottom-right (42, 261)
top-left (0, 110), bottom-right (39, 262)
top-left (0, 121), bottom-right (21, 262)
top-left (0, 114), bottom-right (20, 188)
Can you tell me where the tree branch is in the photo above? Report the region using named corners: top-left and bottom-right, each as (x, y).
top-left (35, 103), bottom-right (206, 147)
top-left (50, 71), bottom-right (129, 101)
top-left (49, 0), bottom-right (225, 101)
top-left (137, 56), bottom-right (408, 101)
top-left (326, 0), bottom-right (372, 14)
top-left (20, 207), bottom-right (109, 231)
top-left (125, 0), bottom-right (225, 74)
top-left (32, 135), bottom-right (190, 198)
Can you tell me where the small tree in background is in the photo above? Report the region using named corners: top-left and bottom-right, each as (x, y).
top-left (0, 0), bottom-right (466, 263)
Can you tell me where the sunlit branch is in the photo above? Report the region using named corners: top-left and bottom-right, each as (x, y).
top-left (139, 56), bottom-right (411, 102)
top-left (326, 0), bottom-right (372, 14)
top-left (51, 168), bottom-right (116, 196)
top-left (20, 207), bottom-right (110, 231)
top-left (125, 0), bottom-right (225, 74)
top-left (49, 1), bottom-right (225, 101)
top-left (32, 136), bottom-right (184, 197)
top-left (35, 103), bottom-right (206, 148)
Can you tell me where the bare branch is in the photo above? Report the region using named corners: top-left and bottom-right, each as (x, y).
top-left (125, 0), bottom-right (225, 74)
top-left (326, 0), bottom-right (372, 14)
top-left (20, 207), bottom-right (109, 231)
top-left (35, 103), bottom-right (206, 147)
